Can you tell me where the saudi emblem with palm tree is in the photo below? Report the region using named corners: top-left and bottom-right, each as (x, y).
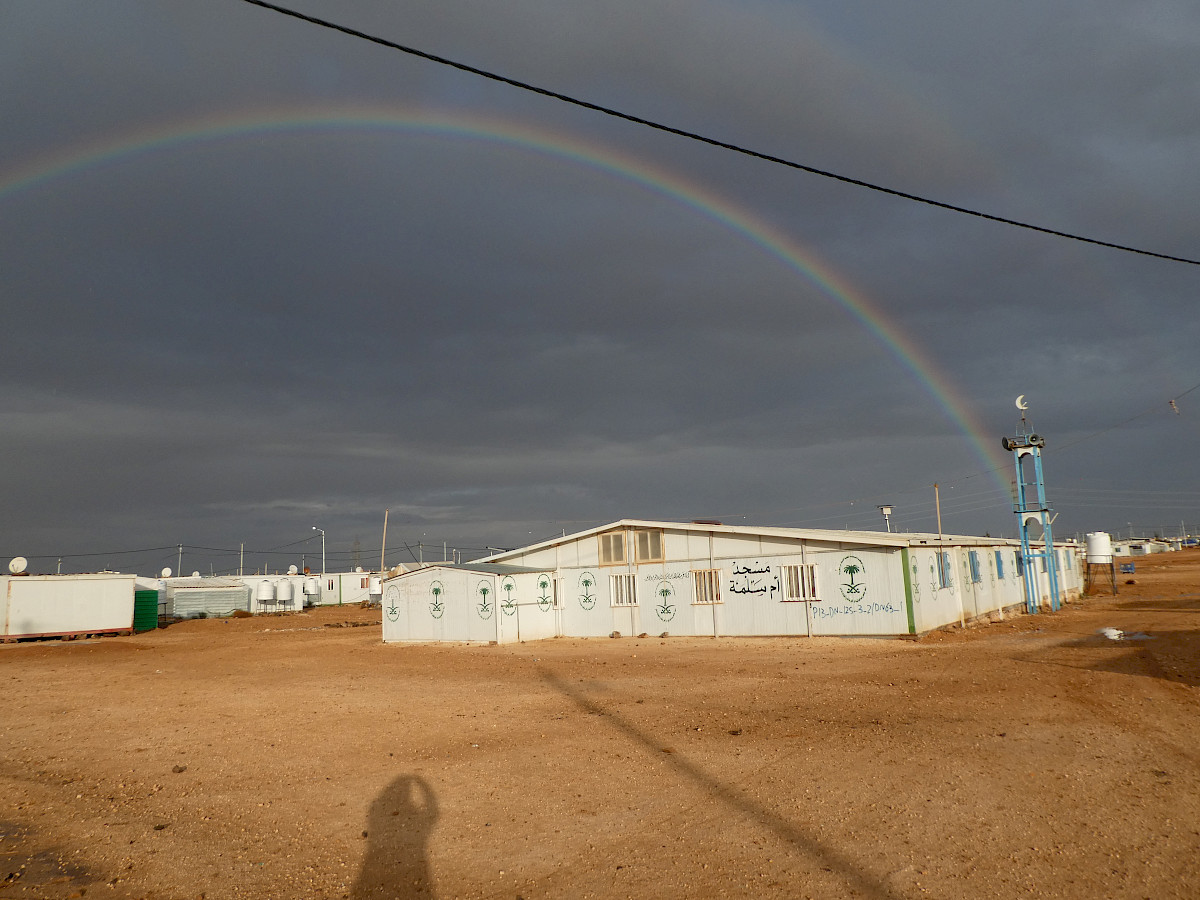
top-left (500, 576), bottom-right (517, 615)
top-left (655, 581), bottom-right (677, 621)
top-left (578, 571), bottom-right (597, 610)
top-left (429, 580), bottom-right (445, 619)
top-left (476, 580), bottom-right (493, 619)
top-left (839, 556), bottom-right (867, 601)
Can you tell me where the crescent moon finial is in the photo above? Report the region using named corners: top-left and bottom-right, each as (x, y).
top-left (1015, 395), bottom-right (1029, 411)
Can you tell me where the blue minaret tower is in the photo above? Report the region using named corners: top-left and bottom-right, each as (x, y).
top-left (1002, 397), bottom-right (1061, 613)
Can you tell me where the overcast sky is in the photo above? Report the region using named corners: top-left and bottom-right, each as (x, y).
top-left (3, 1), bottom-right (1198, 576)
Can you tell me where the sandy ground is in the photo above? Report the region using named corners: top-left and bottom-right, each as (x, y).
top-left (2, 550), bottom-right (1199, 900)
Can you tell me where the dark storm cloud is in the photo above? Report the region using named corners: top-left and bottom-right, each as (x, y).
top-left (2, 1), bottom-right (1198, 573)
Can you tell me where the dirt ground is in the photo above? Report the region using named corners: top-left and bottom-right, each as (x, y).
top-left (2, 551), bottom-right (1199, 900)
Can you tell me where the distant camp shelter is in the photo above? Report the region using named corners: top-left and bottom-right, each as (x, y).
top-left (1, 572), bottom-right (154, 640)
top-left (382, 520), bottom-right (1085, 643)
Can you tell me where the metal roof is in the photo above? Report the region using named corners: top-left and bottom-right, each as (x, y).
top-left (387, 562), bottom-right (552, 580)
top-left (480, 519), bottom-right (1072, 562)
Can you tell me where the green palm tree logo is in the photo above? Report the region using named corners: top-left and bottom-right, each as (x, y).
top-left (578, 572), bottom-right (596, 610)
top-left (429, 580), bottom-right (445, 619)
top-left (655, 582), bottom-right (676, 621)
top-left (839, 556), bottom-right (867, 601)
top-left (477, 581), bottom-right (493, 619)
top-left (500, 576), bottom-right (517, 615)
top-left (537, 576), bottom-right (552, 611)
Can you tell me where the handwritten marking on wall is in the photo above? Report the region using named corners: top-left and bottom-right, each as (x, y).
top-left (728, 561), bottom-right (781, 599)
top-left (810, 602), bottom-right (900, 619)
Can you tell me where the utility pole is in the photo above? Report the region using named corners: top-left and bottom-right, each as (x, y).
top-left (312, 527), bottom-right (326, 575)
top-left (933, 484), bottom-right (943, 539)
top-left (381, 508), bottom-right (389, 573)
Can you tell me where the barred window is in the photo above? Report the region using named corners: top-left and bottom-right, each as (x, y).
top-left (633, 529), bottom-right (664, 563)
top-left (610, 573), bottom-right (637, 606)
top-left (693, 569), bottom-right (721, 604)
top-left (782, 563), bottom-right (819, 601)
top-left (598, 531), bottom-right (626, 566)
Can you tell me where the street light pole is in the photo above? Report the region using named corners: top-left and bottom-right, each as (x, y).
top-left (313, 526), bottom-right (326, 576)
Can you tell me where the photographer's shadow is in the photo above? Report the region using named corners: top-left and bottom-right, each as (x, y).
top-left (351, 774), bottom-right (439, 899)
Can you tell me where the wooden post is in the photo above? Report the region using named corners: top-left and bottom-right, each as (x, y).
top-left (380, 509), bottom-right (389, 573)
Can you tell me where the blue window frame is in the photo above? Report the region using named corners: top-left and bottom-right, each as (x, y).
top-left (968, 551), bottom-right (982, 584)
top-left (994, 550), bottom-right (1005, 579)
top-left (936, 551), bottom-right (953, 589)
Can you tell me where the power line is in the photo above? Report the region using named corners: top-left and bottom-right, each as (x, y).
top-left (14, 545), bottom-right (178, 561)
top-left (241, 0), bottom-right (1199, 266)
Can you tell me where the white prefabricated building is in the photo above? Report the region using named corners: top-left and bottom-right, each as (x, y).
top-left (382, 520), bottom-right (1084, 643)
top-left (156, 569), bottom-right (389, 617)
top-left (382, 563), bottom-right (557, 644)
top-left (2, 573), bottom-right (139, 639)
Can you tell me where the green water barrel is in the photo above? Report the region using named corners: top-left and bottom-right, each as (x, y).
top-left (133, 590), bottom-right (159, 632)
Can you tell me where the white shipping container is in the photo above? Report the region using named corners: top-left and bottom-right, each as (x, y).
top-left (3, 574), bottom-right (137, 638)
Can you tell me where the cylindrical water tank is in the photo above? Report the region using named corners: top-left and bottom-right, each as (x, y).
top-left (1086, 532), bottom-right (1113, 563)
top-left (303, 576), bottom-right (320, 596)
top-left (277, 579), bottom-right (294, 604)
top-left (369, 575), bottom-right (383, 596)
top-left (255, 580), bottom-right (276, 601)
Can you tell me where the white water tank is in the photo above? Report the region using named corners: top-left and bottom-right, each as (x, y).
top-left (369, 575), bottom-right (383, 597)
top-left (303, 576), bottom-right (320, 596)
top-left (277, 579), bottom-right (294, 604)
top-left (1086, 532), bottom-right (1113, 563)
top-left (255, 580), bottom-right (276, 602)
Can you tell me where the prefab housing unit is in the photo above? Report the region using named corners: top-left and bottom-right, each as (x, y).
top-left (449, 520), bottom-right (1084, 641)
top-left (2, 573), bottom-right (138, 639)
top-left (162, 577), bottom-right (252, 618)
top-left (382, 563), bottom-right (557, 644)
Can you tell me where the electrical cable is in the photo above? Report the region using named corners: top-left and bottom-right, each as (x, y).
top-left (15, 545), bottom-right (178, 561)
top-left (240, 0), bottom-right (1200, 266)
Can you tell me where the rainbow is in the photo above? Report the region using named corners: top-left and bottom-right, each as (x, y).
top-left (0, 105), bottom-right (1012, 492)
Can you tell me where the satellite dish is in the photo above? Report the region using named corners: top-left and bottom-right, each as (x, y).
top-left (161, 567), bottom-right (172, 578)
top-left (9, 557), bottom-right (28, 575)
top-left (191, 571), bottom-right (201, 578)
top-left (1015, 395), bottom-right (1029, 411)
top-left (288, 565), bottom-right (299, 575)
